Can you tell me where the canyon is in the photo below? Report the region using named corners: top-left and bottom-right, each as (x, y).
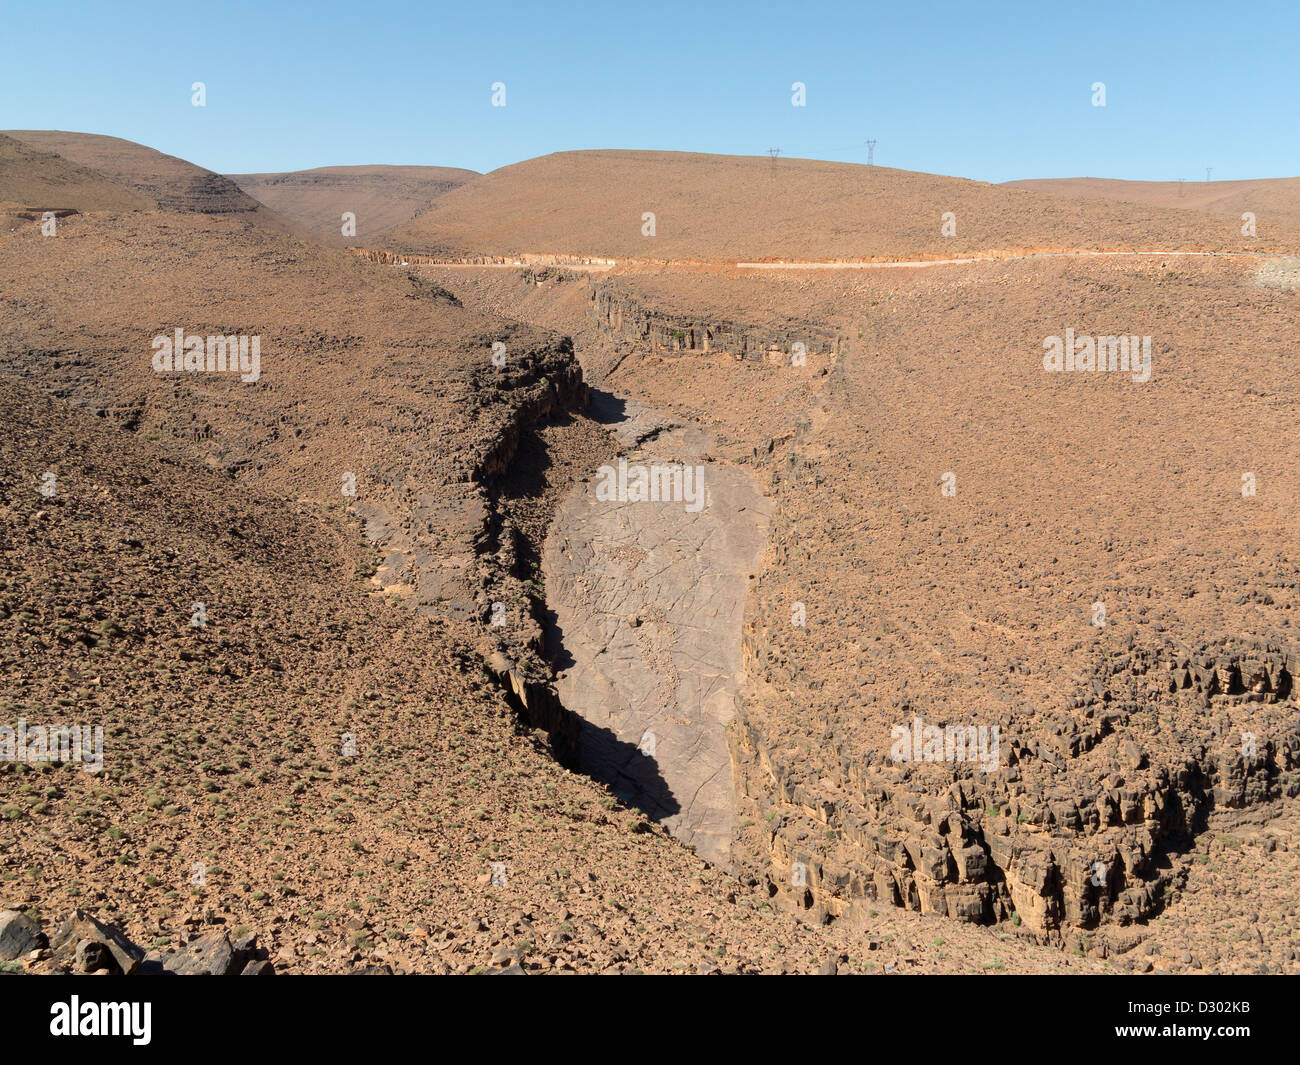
top-left (2, 132), bottom-right (1298, 975)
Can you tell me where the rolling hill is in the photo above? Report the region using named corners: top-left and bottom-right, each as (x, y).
top-left (387, 149), bottom-right (1299, 261)
top-left (229, 164), bottom-right (478, 245)
top-left (0, 133), bottom-right (153, 215)
top-left (2, 131), bottom-right (293, 230)
top-left (1004, 176), bottom-right (1300, 236)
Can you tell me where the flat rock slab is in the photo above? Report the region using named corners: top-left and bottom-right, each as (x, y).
top-left (544, 397), bottom-right (770, 863)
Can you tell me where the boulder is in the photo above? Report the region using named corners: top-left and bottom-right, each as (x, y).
top-left (160, 930), bottom-right (242, 976)
top-left (75, 939), bottom-right (115, 974)
top-left (50, 911), bottom-right (143, 975)
top-left (0, 910), bottom-right (45, 961)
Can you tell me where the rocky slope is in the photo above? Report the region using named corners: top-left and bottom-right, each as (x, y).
top-left (0, 134), bottom-right (153, 215)
top-left (0, 380), bottom-right (858, 973)
top-left (6, 131), bottom-right (1297, 974)
top-left (410, 250), bottom-right (1300, 969)
top-left (0, 278), bottom-right (1104, 975)
top-left (1005, 176), bottom-right (1300, 234)
top-left (2, 131), bottom-right (292, 230)
top-left (542, 393), bottom-right (770, 862)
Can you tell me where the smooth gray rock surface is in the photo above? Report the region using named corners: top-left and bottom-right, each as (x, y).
top-left (544, 392), bottom-right (770, 862)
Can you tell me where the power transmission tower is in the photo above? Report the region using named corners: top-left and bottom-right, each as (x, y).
top-left (865, 139), bottom-right (877, 166)
top-left (1205, 167), bottom-right (1213, 182)
top-left (768, 147), bottom-right (781, 177)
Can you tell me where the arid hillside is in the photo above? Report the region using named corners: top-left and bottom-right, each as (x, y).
top-left (0, 137), bottom-right (1124, 975)
top-left (0, 379), bottom-right (908, 974)
top-left (0, 207), bottom-right (585, 657)
top-left (1006, 176), bottom-right (1300, 234)
top-left (2, 131), bottom-right (293, 231)
top-left (0, 134), bottom-right (152, 215)
top-left (229, 165), bottom-right (479, 245)
top-left (3, 129), bottom-right (1298, 976)
top-left (410, 236), bottom-right (1300, 971)
top-left (388, 150), bottom-right (1296, 261)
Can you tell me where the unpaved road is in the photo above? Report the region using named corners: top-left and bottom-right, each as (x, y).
top-left (542, 392), bottom-right (770, 863)
top-left (736, 248), bottom-right (1300, 269)
top-left (380, 245), bottom-right (1300, 276)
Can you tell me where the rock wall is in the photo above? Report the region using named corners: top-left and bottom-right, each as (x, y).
top-left (591, 281), bottom-right (847, 361)
top-left (731, 637), bottom-right (1300, 937)
top-left (351, 248), bottom-right (615, 268)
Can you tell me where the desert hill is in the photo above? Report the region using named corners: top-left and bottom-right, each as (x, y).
top-left (229, 164), bottom-right (478, 245)
top-left (0, 133), bottom-right (153, 215)
top-left (387, 149), bottom-right (1297, 261)
top-left (2, 131), bottom-right (293, 231)
top-left (1005, 176), bottom-right (1300, 234)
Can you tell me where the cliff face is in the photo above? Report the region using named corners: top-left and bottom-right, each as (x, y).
top-left (731, 634), bottom-right (1299, 937)
top-left (591, 281), bottom-right (847, 361)
top-left (352, 248), bottom-right (615, 268)
top-left (352, 248), bottom-right (503, 266)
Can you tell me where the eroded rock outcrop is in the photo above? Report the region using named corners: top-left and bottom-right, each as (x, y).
top-left (592, 281), bottom-right (846, 361)
top-left (733, 638), bottom-right (1299, 936)
top-left (7, 910), bottom-right (277, 975)
top-left (358, 337), bottom-right (586, 623)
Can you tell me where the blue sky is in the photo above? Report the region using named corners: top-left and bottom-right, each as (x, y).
top-left (4, 0), bottom-right (1297, 182)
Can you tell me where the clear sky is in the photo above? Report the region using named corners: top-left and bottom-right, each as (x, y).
top-left (4, 0), bottom-right (1297, 182)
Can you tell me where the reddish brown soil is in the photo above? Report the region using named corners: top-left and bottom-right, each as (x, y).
top-left (1006, 176), bottom-right (1300, 234)
top-left (3, 135), bottom-right (1298, 974)
top-left (390, 150), bottom-right (1300, 261)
